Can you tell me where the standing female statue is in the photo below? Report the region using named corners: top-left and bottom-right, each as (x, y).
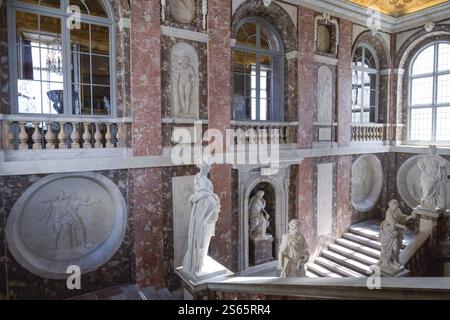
top-left (182, 161), bottom-right (221, 275)
top-left (248, 190), bottom-right (271, 239)
top-left (378, 200), bottom-right (415, 273)
top-left (278, 219), bottom-right (309, 277)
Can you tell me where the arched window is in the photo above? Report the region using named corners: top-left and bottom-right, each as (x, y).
top-left (232, 18), bottom-right (283, 121)
top-left (351, 45), bottom-right (379, 123)
top-left (408, 42), bottom-right (450, 142)
top-left (9, 0), bottom-right (114, 116)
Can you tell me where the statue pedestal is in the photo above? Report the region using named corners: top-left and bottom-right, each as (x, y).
top-left (176, 256), bottom-right (228, 283)
top-left (413, 207), bottom-right (448, 247)
top-left (250, 236), bottom-right (274, 266)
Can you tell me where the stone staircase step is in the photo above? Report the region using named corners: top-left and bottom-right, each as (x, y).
top-left (342, 233), bottom-right (381, 250)
top-left (315, 257), bottom-right (366, 277)
top-left (336, 238), bottom-right (380, 259)
top-left (307, 263), bottom-right (342, 278)
top-left (348, 226), bottom-right (379, 241)
top-left (321, 249), bottom-right (374, 276)
top-left (156, 288), bottom-right (173, 300)
top-left (140, 286), bottom-right (160, 300)
top-left (306, 270), bottom-right (319, 278)
top-left (328, 243), bottom-right (379, 266)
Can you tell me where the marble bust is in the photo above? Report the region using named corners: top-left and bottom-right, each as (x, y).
top-left (417, 146), bottom-right (448, 211)
top-left (377, 200), bottom-right (415, 274)
top-left (182, 160), bottom-right (221, 275)
top-left (278, 219), bottom-right (310, 277)
top-left (248, 190), bottom-right (271, 239)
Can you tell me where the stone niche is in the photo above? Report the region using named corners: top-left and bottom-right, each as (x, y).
top-left (5, 173), bottom-right (127, 279)
top-left (237, 165), bottom-right (290, 273)
top-left (314, 13), bottom-right (339, 56)
top-left (171, 42), bottom-right (200, 119)
top-left (351, 155), bottom-right (383, 212)
top-left (169, 0), bottom-right (196, 24)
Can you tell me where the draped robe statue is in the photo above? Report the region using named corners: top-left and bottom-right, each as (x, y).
top-left (182, 161), bottom-right (221, 275)
top-left (248, 190), bottom-right (270, 239)
top-left (378, 200), bottom-right (415, 273)
top-left (417, 146), bottom-right (448, 211)
top-left (278, 219), bottom-right (310, 277)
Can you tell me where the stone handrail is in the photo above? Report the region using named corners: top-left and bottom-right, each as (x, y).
top-left (400, 231), bottom-right (432, 277)
top-left (230, 120), bottom-right (298, 145)
top-left (351, 123), bottom-right (386, 142)
top-left (204, 277), bottom-right (450, 300)
top-left (2, 114), bottom-right (132, 150)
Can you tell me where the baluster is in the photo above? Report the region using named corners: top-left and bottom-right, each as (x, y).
top-left (45, 122), bottom-right (56, 149)
top-left (284, 126), bottom-right (290, 144)
top-left (82, 122), bottom-right (92, 149)
top-left (71, 122), bottom-right (80, 149)
top-left (248, 127), bottom-right (257, 144)
top-left (271, 127), bottom-right (281, 144)
top-left (105, 123), bottom-right (113, 148)
top-left (7, 121), bottom-right (15, 150)
top-left (58, 122), bottom-right (68, 149)
top-left (18, 122), bottom-right (29, 150)
top-left (94, 123), bottom-right (103, 148)
top-left (236, 127), bottom-right (245, 145)
top-left (32, 122), bottom-right (42, 149)
top-left (116, 123), bottom-right (124, 148)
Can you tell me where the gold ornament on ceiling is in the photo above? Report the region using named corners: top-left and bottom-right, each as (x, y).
top-left (349, 0), bottom-right (449, 17)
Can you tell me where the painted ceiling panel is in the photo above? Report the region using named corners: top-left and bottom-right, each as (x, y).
top-left (348, 0), bottom-right (449, 17)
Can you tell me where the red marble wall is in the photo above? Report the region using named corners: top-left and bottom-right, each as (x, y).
top-left (207, 0), bottom-right (235, 271)
top-left (297, 7), bottom-right (315, 149)
top-left (130, 0), bottom-right (165, 288)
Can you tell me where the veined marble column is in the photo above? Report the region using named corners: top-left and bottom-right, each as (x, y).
top-left (131, 0), bottom-right (165, 288)
top-left (207, 0), bottom-right (234, 271)
top-left (296, 158), bottom-right (316, 250)
top-left (297, 7), bottom-right (315, 149)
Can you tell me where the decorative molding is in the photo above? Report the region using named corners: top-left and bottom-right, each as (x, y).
top-left (314, 54), bottom-right (338, 65)
top-left (314, 12), bottom-right (339, 56)
top-left (161, 25), bottom-right (208, 43)
top-left (286, 50), bottom-right (299, 60)
top-left (202, 0), bottom-right (208, 30)
top-left (118, 18), bottom-right (131, 31)
top-left (161, 0), bottom-right (166, 22)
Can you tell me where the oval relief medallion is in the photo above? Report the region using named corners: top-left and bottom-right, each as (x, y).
top-left (351, 155), bottom-right (383, 212)
top-left (317, 25), bottom-right (331, 53)
top-left (170, 0), bottom-right (196, 24)
top-left (6, 173), bottom-right (127, 279)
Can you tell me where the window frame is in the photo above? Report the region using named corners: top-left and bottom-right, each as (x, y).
top-left (407, 41), bottom-right (450, 144)
top-left (351, 44), bottom-right (379, 124)
top-left (233, 16), bottom-right (284, 122)
top-left (7, 0), bottom-right (116, 117)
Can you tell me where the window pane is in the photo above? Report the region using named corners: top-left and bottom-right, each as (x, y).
top-left (437, 74), bottom-right (450, 104)
top-left (353, 46), bottom-right (362, 66)
top-left (71, 53), bottom-right (91, 84)
top-left (91, 25), bottom-right (110, 55)
top-left (412, 45), bottom-right (435, 76)
top-left (438, 43), bottom-right (450, 72)
top-left (436, 106), bottom-right (450, 141)
top-left (411, 77), bottom-right (433, 105)
top-left (71, 22), bottom-right (90, 53)
top-left (18, 80), bottom-right (42, 113)
top-left (236, 23), bottom-right (257, 48)
top-left (92, 86), bottom-right (111, 115)
top-left (40, 15), bottom-right (61, 40)
top-left (16, 11), bottom-right (39, 44)
top-left (260, 24), bottom-right (280, 51)
top-left (91, 55), bottom-right (110, 85)
top-left (40, 46), bottom-right (64, 82)
top-left (75, 84), bottom-right (92, 115)
top-left (410, 108), bottom-right (433, 141)
top-left (364, 48), bottom-right (376, 69)
top-left (43, 82), bottom-right (64, 114)
top-left (70, 0), bottom-right (108, 18)
top-left (21, 0), bottom-right (60, 8)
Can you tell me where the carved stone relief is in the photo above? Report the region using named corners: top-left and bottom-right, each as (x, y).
top-left (351, 155), bottom-right (383, 212)
top-left (170, 0), bottom-right (196, 24)
top-left (171, 43), bottom-right (199, 119)
top-left (317, 65), bottom-right (333, 124)
top-left (317, 25), bottom-right (331, 53)
top-left (5, 173), bottom-right (127, 279)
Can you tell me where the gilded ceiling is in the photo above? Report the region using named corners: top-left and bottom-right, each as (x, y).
top-left (349, 0), bottom-right (449, 17)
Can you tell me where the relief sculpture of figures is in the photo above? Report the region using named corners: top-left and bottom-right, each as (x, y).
top-left (42, 191), bottom-right (100, 250)
top-left (377, 200), bottom-right (415, 274)
top-left (249, 190), bottom-right (271, 239)
top-left (174, 56), bottom-right (196, 116)
top-left (417, 145), bottom-right (448, 211)
top-left (182, 160), bottom-right (221, 275)
top-left (278, 219), bottom-right (310, 277)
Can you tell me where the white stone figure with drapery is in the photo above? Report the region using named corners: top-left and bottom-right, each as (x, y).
top-left (249, 190), bottom-right (271, 239)
top-left (182, 161), bottom-right (221, 275)
top-left (278, 219), bottom-right (310, 277)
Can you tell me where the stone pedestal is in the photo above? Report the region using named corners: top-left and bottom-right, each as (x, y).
top-left (250, 237), bottom-right (274, 266)
top-left (413, 207), bottom-right (448, 247)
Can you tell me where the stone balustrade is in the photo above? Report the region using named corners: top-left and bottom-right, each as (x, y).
top-left (351, 123), bottom-right (386, 142)
top-left (2, 115), bottom-right (131, 151)
top-left (231, 121), bottom-right (298, 145)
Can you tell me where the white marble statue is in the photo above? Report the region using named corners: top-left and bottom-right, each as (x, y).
top-left (278, 219), bottom-right (310, 277)
top-left (182, 161), bottom-right (221, 275)
top-left (249, 190), bottom-right (271, 239)
top-left (174, 56), bottom-right (196, 116)
top-left (378, 200), bottom-right (415, 274)
top-left (417, 145), bottom-right (448, 211)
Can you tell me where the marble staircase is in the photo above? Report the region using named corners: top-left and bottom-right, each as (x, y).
top-left (306, 220), bottom-right (413, 278)
top-left (70, 284), bottom-right (183, 300)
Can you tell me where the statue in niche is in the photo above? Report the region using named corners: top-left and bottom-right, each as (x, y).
top-left (42, 191), bottom-right (100, 250)
top-left (417, 145), bottom-right (448, 211)
top-left (278, 219), bottom-right (310, 277)
top-left (170, 0), bottom-right (195, 24)
top-left (377, 200), bottom-right (416, 274)
top-left (249, 190), bottom-right (271, 239)
top-left (317, 65), bottom-right (332, 124)
top-left (182, 160), bottom-right (221, 275)
top-left (174, 56), bottom-right (196, 116)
